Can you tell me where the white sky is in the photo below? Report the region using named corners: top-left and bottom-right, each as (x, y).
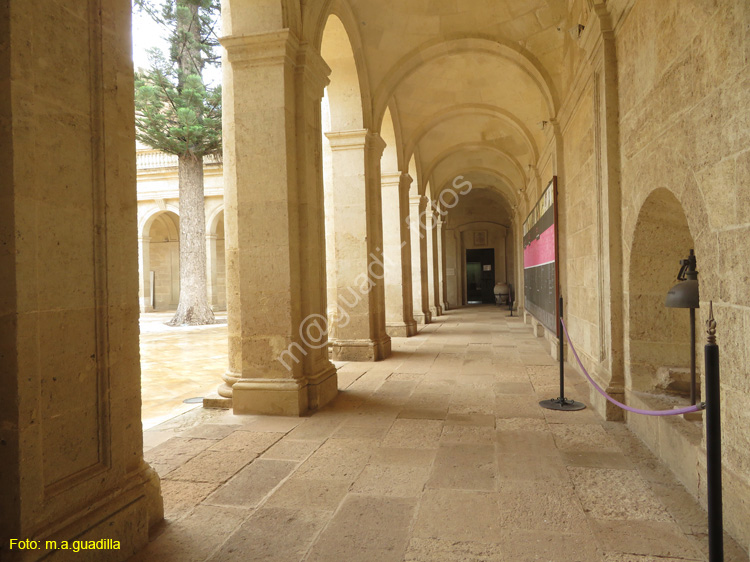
top-left (131, 9), bottom-right (222, 86)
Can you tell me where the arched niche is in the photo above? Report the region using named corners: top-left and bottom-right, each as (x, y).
top-left (147, 211), bottom-right (180, 311)
top-left (627, 188), bottom-right (697, 399)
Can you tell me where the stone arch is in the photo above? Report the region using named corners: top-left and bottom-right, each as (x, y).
top-left (142, 210), bottom-right (181, 311)
top-left (207, 205), bottom-right (225, 236)
top-left (626, 188), bottom-right (697, 399)
top-left (433, 166), bottom-right (519, 210)
top-left (317, 3), bottom-right (372, 130)
top-left (139, 204), bottom-right (180, 238)
top-left (445, 186), bottom-right (516, 308)
top-left (404, 104), bottom-right (539, 166)
top-left (380, 106), bottom-right (399, 174)
top-left (372, 36), bottom-right (559, 129)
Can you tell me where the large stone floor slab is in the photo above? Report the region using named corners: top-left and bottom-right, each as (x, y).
top-left (135, 306), bottom-right (749, 562)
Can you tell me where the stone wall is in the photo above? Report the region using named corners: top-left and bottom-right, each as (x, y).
top-left (615, 0), bottom-right (750, 549)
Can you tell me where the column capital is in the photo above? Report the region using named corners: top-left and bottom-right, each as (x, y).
top-left (409, 194), bottom-right (427, 208)
top-left (296, 42), bottom-right (331, 100)
top-left (138, 236), bottom-right (151, 243)
top-left (325, 129), bottom-right (368, 151)
top-left (381, 171), bottom-right (401, 188)
top-left (399, 172), bottom-right (413, 193)
top-left (221, 29), bottom-right (299, 68)
top-left (366, 131), bottom-right (386, 159)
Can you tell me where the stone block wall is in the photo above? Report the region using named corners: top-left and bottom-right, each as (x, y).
top-left (560, 83), bottom-right (602, 374)
top-left (615, 0), bottom-right (750, 550)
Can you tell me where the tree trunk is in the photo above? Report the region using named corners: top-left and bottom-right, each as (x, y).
top-left (168, 154), bottom-right (215, 326)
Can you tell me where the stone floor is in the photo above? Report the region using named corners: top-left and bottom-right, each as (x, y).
top-left (140, 312), bottom-right (228, 429)
top-left (134, 306), bottom-right (749, 562)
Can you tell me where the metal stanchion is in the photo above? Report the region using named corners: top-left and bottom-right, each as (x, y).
top-left (705, 302), bottom-right (723, 562)
top-left (539, 297), bottom-right (585, 411)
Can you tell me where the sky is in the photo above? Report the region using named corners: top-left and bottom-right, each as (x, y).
top-left (131, 8), bottom-right (222, 86)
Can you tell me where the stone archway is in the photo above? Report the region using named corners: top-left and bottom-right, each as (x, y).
top-left (626, 188), bottom-right (696, 400)
top-left (320, 13), bottom-right (391, 361)
top-left (143, 210), bottom-right (181, 311)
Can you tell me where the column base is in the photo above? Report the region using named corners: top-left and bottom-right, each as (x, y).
top-left (230, 362), bottom-right (339, 417)
top-left (434, 305), bottom-right (443, 316)
top-left (413, 311), bottom-right (432, 324)
top-left (386, 321), bottom-right (418, 338)
top-left (329, 336), bottom-right (391, 361)
top-left (588, 382), bottom-right (625, 421)
top-left (217, 369), bottom-right (241, 398)
top-left (203, 393), bottom-right (232, 409)
top-left (306, 361), bottom-right (339, 411)
top-left (28, 463), bottom-right (162, 561)
top-left (232, 378), bottom-right (308, 416)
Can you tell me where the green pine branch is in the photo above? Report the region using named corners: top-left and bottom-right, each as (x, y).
top-left (134, 0), bottom-right (222, 159)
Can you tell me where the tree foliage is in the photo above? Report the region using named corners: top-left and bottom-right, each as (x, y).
top-left (133, 0), bottom-right (221, 159)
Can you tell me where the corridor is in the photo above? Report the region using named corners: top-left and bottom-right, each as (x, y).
top-left (135, 307), bottom-right (747, 562)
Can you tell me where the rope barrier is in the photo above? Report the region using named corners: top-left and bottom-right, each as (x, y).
top-left (560, 318), bottom-right (705, 417)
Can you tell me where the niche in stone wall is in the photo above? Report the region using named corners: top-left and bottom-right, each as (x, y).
top-left (628, 188), bottom-right (698, 401)
top-left (148, 211), bottom-right (180, 310)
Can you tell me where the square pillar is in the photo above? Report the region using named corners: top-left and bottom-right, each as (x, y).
top-left (425, 206), bottom-right (439, 317)
top-left (220, 31), bottom-right (337, 415)
top-left (0, 0), bottom-right (162, 556)
top-left (325, 130), bottom-right (391, 361)
top-left (409, 195), bottom-right (432, 324)
top-left (381, 172), bottom-right (417, 337)
top-left (205, 233), bottom-right (218, 309)
top-left (138, 236), bottom-right (153, 312)
top-left (437, 216), bottom-right (448, 312)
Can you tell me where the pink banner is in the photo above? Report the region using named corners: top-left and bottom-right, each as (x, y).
top-left (523, 225), bottom-right (556, 268)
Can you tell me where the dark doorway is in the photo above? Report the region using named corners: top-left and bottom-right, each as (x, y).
top-left (466, 249), bottom-right (495, 304)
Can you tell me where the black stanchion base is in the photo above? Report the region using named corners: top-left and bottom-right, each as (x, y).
top-left (539, 397), bottom-right (586, 411)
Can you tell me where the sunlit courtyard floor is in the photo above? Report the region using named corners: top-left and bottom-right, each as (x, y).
top-left (140, 311), bottom-right (229, 429)
top-left (135, 306), bottom-right (749, 562)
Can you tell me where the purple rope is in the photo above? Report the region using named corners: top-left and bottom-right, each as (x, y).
top-left (560, 318), bottom-right (705, 417)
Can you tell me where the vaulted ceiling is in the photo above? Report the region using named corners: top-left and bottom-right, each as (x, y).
top-left (317, 0), bottom-right (589, 214)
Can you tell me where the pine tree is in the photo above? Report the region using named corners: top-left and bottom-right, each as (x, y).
top-left (134, 0), bottom-right (221, 326)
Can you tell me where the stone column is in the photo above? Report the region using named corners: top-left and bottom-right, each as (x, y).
top-left (425, 207), bottom-right (439, 317)
top-left (205, 233), bottom-right (218, 309)
top-left (325, 130), bottom-right (391, 360)
top-left (220, 30), bottom-right (337, 415)
top-left (409, 195), bottom-right (431, 324)
top-left (0, 0), bottom-right (162, 553)
top-left (436, 216), bottom-right (448, 313)
top-left (381, 172), bottom-right (417, 337)
top-left (138, 236), bottom-right (153, 312)
top-left (431, 209), bottom-right (444, 316)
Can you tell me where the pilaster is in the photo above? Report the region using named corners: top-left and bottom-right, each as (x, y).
top-left (436, 216), bottom-right (448, 313)
top-left (325, 129), bottom-right (391, 361)
top-left (381, 172), bottom-right (417, 337)
top-left (220, 29), bottom-right (337, 414)
top-left (138, 236), bottom-right (153, 312)
top-left (409, 195), bottom-right (431, 324)
top-left (425, 207), bottom-right (439, 317)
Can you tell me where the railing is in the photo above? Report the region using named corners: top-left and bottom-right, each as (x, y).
top-left (136, 149), bottom-right (222, 171)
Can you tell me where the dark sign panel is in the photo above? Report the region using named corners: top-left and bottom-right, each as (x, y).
top-left (523, 178), bottom-right (558, 334)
